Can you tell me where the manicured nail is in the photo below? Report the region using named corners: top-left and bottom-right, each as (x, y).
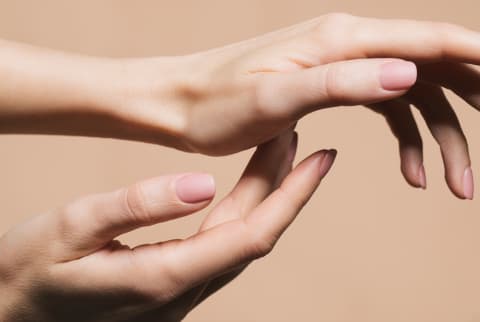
top-left (380, 61), bottom-right (417, 91)
top-left (287, 132), bottom-right (299, 163)
top-left (418, 165), bottom-right (427, 189)
top-left (176, 174), bottom-right (215, 203)
top-left (463, 167), bottom-right (474, 200)
top-left (318, 149), bottom-right (337, 177)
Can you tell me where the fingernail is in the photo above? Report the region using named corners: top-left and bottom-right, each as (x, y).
top-left (287, 132), bottom-right (299, 163)
top-left (463, 167), bottom-right (474, 200)
top-left (318, 149), bottom-right (337, 177)
top-left (380, 61), bottom-right (417, 91)
top-left (418, 165), bottom-right (427, 189)
top-left (176, 174), bottom-right (215, 203)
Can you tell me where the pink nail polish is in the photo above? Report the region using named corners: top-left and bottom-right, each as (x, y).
top-left (318, 149), bottom-right (337, 177)
top-left (176, 174), bottom-right (215, 203)
top-left (379, 61), bottom-right (417, 91)
top-left (463, 167), bottom-right (474, 200)
top-left (418, 165), bottom-right (427, 189)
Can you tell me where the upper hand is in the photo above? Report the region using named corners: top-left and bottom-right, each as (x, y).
top-left (120, 14), bottom-right (480, 199)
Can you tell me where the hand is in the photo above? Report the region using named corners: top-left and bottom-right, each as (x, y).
top-left (0, 131), bottom-right (336, 322)
top-left (118, 14), bottom-right (480, 199)
top-left (2, 14), bottom-right (477, 199)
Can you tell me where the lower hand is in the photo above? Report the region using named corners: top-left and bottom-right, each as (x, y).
top-left (0, 131), bottom-right (336, 322)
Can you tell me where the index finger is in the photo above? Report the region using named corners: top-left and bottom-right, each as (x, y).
top-left (113, 150), bottom-right (336, 299)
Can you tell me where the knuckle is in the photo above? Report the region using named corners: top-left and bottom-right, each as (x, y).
top-left (56, 200), bottom-right (85, 238)
top-left (124, 183), bottom-right (152, 225)
top-left (52, 198), bottom-right (98, 252)
top-left (320, 12), bottom-right (355, 28)
top-left (241, 222), bottom-right (275, 259)
top-left (323, 63), bottom-right (346, 104)
top-left (425, 21), bottom-right (461, 57)
top-left (436, 21), bottom-right (461, 35)
top-left (250, 233), bottom-right (275, 259)
top-left (309, 13), bottom-right (356, 52)
top-left (130, 241), bottom-right (185, 302)
top-left (158, 269), bottom-right (185, 301)
top-left (436, 22), bottom-right (465, 49)
top-left (312, 12), bottom-right (355, 36)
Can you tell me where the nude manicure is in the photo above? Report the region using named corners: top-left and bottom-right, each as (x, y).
top-left (318, 149), bottom-right (337, 177)
top-left (176, 173), bottom-right (216, 203)
top-left (418, 165), bottom-right (427, 190)
top-left (463, 167), bottom-right (474, 200)
top-left (379, 61), bottom-right (417, 91)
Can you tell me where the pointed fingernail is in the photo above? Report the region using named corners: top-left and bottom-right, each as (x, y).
top-left (418, 164), bottom-right (427, 189)
top-left (463, 167), bottom-right (474, 200)
top-left (318, 149), bottom-right (337, 177)
top-left (176, 174), bottom-right (216, 203)
top-left (380, 61), bottom-right (417, 91)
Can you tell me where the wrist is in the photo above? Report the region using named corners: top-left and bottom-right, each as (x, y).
top-left (0, 40), bottom-right (199, 150)
top-left (102, 55), bottom-right (204, 151)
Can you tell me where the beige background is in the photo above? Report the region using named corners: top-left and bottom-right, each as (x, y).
top-left (1, 1), bottom-right (480, 321)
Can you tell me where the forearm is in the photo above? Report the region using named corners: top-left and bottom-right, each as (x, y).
top-left (0, 39), bottom-right (188, 149)
top-left (0, 39), bottom-right (118, 132)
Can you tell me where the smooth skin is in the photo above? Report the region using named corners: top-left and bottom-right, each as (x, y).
top-left (1, 11), bottom-right (480, 321)
top-left (0, 131), bottom-right (337, 322)
top-left (1, 14), bottom-right (479, 198)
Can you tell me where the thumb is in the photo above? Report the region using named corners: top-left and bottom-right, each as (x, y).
top-left (53, 173), bottom-right (215, 257)
top-left (255, 58), bottom-right (417, 119)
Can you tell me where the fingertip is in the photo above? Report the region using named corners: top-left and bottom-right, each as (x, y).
top-left (315, 149), bottom-right (337, 178)
top-left (403, 165), bottom-right (427, 190)
top-left (175, 173), bottom-right (216, 204)
top-left (445, 175), bottom-right (468, 200)
top-left (418, 164), bottom-right (427, 190)
top-left (446, 165), bottom-right (474, 201)
top-left (463, 167), bottom-right (474, 200)
top-left (400, 155), bottom-right (426, 190)
top-left (380, 60), bottom-right (418, 91)
top-left (329, 148), bottom-right (338, 159)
